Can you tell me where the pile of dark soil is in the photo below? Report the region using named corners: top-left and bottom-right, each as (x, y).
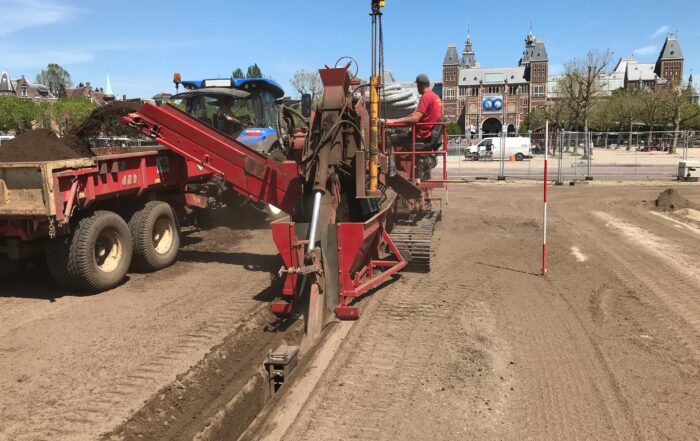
top-left (0, 101), bottom-right (143, 162)
top-left (655, 188), bottom-right (697, 211)
top-left (73, 101), bottom-right (141, 140)
top-left (0, 129), bottom-right (92, 161)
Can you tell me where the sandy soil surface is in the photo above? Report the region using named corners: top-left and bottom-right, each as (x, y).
top-left (282, 183), bottom-right (700, 440)
top-left (2, 183), bottom-right (700, 441)
top-left (0, 210), bottom-right (281, 441)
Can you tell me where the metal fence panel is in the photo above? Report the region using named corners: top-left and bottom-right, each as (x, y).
top-left (443, 131), bottom-right (696, 181)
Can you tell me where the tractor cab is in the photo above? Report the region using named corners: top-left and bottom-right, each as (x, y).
top-left (172, 77), bottom-right (284, 153)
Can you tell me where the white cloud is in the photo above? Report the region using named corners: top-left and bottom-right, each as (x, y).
top-left (633, 45), bottom-right (658, 56)
top-left (0, 45), bottom-right (94, 69)
top-left (0, 0), bottom-right (80, 36)
top-left (0, 40), bottom-right (195, 71)
top-left (650, 25), bottom-right (670, 39)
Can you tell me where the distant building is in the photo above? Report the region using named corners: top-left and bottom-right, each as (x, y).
top-left (442, 30), bottom-right (548, 135)
top-left (0, 71), bottom-right (57, 102)
top-left (64, 82), bottom-right (108, 105)
top-left (548, 34), bottom-right (687, 99)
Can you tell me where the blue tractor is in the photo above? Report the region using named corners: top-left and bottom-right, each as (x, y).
top-left (172, 76), bottom-right (307, 158)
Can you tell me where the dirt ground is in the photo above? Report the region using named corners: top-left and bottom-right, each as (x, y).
top-left (0, 210), bottom-right (282, 441)
top-left (1, 183), bottom-right (699, 441)
top-left (281, 183), bottom-right (700, 441)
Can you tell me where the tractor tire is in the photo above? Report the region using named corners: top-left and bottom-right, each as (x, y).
top-left (47, 211), bottom-right (132, 291)
top-left (515, 152), bottom-right (524, 161)
top-left (129, 201), bottom-right (180, 272)
top-left (0, 258), bottom-right (27, 284)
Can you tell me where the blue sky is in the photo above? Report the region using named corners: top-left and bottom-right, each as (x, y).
top-left (1, 0), bottom-right (698, 99)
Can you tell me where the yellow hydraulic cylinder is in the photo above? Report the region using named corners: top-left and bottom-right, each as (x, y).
top-left (369, 75), bottom-right (379, 192)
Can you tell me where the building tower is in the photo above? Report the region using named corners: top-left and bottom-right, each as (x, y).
top-left (104, 72), bottom-right (115, 102)
top-left (519, 31), bottom-right (548, 111)
top-left (0, 71), bottom-right (14, 96)
top-left (656, 34), bottom-right (684, 87)
top-left (461, 27), bottom-right (478, 68)
top-left (442, 44), bottom-right (460, 121)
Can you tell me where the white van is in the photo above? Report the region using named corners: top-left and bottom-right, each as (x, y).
top-left (465, 136), bottom-right (531, 161)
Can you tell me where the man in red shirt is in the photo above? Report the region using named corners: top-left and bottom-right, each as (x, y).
top-left (386, 73), bottom-right (442, 142)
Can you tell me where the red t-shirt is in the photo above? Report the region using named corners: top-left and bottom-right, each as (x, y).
top-left (416, 89), bottom-right (442, 139)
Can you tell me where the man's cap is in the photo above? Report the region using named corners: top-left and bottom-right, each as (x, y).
top-left (415, 74), bottom-right (430, 85)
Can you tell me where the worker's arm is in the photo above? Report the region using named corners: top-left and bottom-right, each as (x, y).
top-left (386, 111), bottom-right (424, 125)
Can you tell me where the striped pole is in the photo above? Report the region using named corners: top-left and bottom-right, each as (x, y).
top-left (542, 120), bottom-right (548, 276)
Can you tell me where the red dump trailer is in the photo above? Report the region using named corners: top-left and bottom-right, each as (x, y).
top-left (0, 148), bottom-right (214, 290)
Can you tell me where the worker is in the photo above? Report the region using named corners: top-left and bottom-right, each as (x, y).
top-left (216, 98), bottom-right (244, 136)
top-left (384, 73), bottom-right (442, 147)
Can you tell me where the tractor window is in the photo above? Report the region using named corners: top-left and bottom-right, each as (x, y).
top-left (260, 92), bottom-right (276, 128)
top-left (174, 93), bottom-right (265, 137)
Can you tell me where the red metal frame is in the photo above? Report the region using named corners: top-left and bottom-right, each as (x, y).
top-left (270, 203), bottom-right (405, 320)
top-left (121, 103), bottom-right (303, 214)
top-left (381, 122), bottom-right (448, 198)
top-left (1, 150), bottom-right (212, 241)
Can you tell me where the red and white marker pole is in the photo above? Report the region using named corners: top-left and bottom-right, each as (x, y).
top-left (542, 120), bottom-right (548, 276)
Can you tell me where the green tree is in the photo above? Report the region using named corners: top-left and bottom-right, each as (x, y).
top-left (0, 96), bottom-right (37, 133)
top-left (445, 122), bottom-right (462, 136)
top-left (36, 63), bottom-right (73, 97)
top-left (601, 89), bottom-right (642, 148)
top-left (51, 97), bottom-right (97, 136)
top-left (246, 64), bottom-right (262, 78)
top-left (639, 88), bottom-right (665, 143)
top-left (34, 101), bottom-right (53, 129)
top-left (232, 68), bottom-right (244, 78)
top-left (658, 86), bottom-right (700, 153)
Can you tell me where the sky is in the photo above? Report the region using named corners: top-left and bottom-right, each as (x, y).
top-left (1, 0), bottom-right (699, 99)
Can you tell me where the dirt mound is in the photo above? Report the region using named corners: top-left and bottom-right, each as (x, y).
top-left (0, 129), bottom-right (92, 161)
top-left (655, 188), bottom-right (696, 211)
top-left (0, 101), bottom-right (143, 162)
top-left (73, 101), bottom-right (141, 141)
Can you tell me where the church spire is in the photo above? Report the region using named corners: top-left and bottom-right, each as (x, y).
top-left (461, 23), bottom-right (478, 68)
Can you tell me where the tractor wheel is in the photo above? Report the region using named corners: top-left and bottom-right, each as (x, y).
top-left (47, 211), bottom-right (132, 291)
top-left (515, 152), bottom-right (524, 161)
top-left (0, 258), bottom-right (27, 284)
top-left (129, 201), bottom-right (180, 272)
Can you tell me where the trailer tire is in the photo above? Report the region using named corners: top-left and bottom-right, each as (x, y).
top-left (129, 201), bottom-right (180, 272)
top-left (47, 211), bottom-right (132, 291)
top-left (515, 152), bottom-right (524, 161)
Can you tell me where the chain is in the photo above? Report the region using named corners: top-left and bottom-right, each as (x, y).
top-left (48, 217), bottom-right (56, 239)
top-left (378, 13), bottom-right (386, 120)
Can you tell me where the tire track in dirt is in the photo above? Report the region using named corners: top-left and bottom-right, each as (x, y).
top-left (0, 227), bottom-right (280, 441)
top-left (589, 211), bottom-right (700, 360)
top-left (487, 248), bottom-right (642, 440)
top-left (284, 211), bottom-right (513, 441)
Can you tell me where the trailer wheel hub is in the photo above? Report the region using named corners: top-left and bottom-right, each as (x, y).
top-left (152, 218), bottom-right (174, 255)
top-left (95, 229), bottom-right (123, 273)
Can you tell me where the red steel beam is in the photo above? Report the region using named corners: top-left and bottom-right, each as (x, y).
top-left (122, 103), bottom-right (302, 214)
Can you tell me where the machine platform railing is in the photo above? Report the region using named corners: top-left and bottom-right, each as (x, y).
top-left (381, 121), bottom-right (448, 194)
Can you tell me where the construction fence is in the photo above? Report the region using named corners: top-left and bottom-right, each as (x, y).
top-left (443, 131), bottom-right (700, 181)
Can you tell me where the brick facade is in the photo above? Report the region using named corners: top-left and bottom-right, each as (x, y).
top-left (441, 31), bottom-right (548, 135)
